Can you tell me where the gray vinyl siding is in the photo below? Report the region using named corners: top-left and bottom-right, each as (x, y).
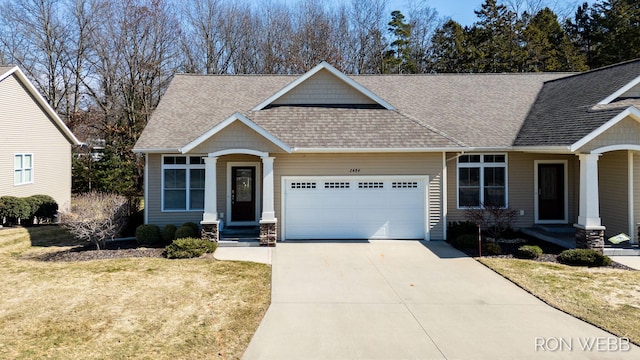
top-left (634, 153), bottom-right (640, 242)
top-left (446, 152), bottom-right (578, 231)
top-left (0, 73), bottom-right (73, 211)
top-left (190, 121), bottom-right (284, 154)
top-left (146, 152), bottom-right (446, 240)
top-left (273, 153), bottom-right (445, 240)
top-left (272, 69), bottom-right (377, 106)
top-left (599, 151), bottom-right (629, 237)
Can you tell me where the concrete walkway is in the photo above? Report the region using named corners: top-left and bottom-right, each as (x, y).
top-left (243, 241), bottom-right (638, 360)
top-left (612, 256), bottom-right (640, 270)
top-left (214, 246), bottom-right (273, 265)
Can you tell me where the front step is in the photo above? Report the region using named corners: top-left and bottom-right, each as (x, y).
top-left (534, 224), bottom-right (575, 234)
top-left (218, 226), bottom-right (260, 247)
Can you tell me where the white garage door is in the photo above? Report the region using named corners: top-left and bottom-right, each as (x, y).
top-left (283, 176), bottom-right (428, 240)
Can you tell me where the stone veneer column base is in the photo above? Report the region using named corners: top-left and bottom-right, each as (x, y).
top-left (201, 221), bottom-right (220, 243)
top-left (574, 224), bottom-right (605, 253)
top-left (260, 220), bottom-right (277, 247)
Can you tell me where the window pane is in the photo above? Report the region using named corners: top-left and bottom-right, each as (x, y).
top-left (459, 155), bottom-right (481, 163)
top-left (190, 189), bottom-right (204, 210)
top-left (24, 155), bottom-right (32, 168)
top-left (14, 170), bottom-right (22, 184)
top-left (484, 167), bottom-right (505, 186)
top-left (14, 155), bottom-right (22, 169)
top-left (163, 156), bottom-right (175, 165)
top-left (484, 187), bottom-right (506, 207)
top-left (164, 169), bottom-right (186, 188)
top-left (190, 156), bottom-right (204, 164)
top-left (459, 168), bottom-right (480, 186)
top-left (23, 169), bottom-right (32, 182)
top-left (175, 157), bottom-right (187, 164)
top-left (190, 169), bottom-right (205, 188)
top-left (459, 187), bottom-right (480, 207)
top-left (164, 190), bottom-right (186, 210)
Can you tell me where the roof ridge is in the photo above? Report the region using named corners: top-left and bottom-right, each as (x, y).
top-left (544, 58), bottom-right (640, 84)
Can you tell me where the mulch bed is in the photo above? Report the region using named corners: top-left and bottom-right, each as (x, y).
top-left (455, 237), bottom-right (636, 271)
top-left (34, 240), bottom-right (166, 262)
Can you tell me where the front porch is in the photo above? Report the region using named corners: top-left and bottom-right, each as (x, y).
top-left (522, 225), bottom-right (640, 255)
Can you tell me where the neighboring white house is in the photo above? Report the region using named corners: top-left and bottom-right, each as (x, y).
top-left (0, 66), bottom-right (80, 212)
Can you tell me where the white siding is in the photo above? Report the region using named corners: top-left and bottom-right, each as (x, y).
top-left (0, 74), bottom-right (73, 211)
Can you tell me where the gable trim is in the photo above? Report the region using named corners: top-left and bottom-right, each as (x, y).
top-left (251, 62), bottom-right (395, 111)
top-left (1, 66), bottom-right (80, 145)
top-left (570, 107), bottom-right (640, 152)
top-left (598, 75), bottom-right (640, 105)
top-left (179, 112), bottom-right (291, 154)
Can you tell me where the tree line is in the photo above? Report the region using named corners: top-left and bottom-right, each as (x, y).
top-left (0, 0), bottom-right (638, 195)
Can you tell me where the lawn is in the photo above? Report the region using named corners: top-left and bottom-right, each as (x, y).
top-left (0, 226), bottom-right (271, 360)
top-left (479, 257), bottom-right (640, 345)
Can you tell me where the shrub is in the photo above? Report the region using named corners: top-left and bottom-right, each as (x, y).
top-left (483, 242), bottom-right (502, 255)
top-left (557, 249), bottom-right (613, 267)
top-left (451, 234), bottom-right (478, 249)
top-left (59, 192), bottom-right (129, 250)
top-left (165, 237), bottom-right (217, 259)
top-left (182, 222), bottom-right (200, 236)
top-left (465, 204), bottom-right (518, 240)
top-left (175, 225), bottom-right (197, 239)
top-left (30, 194), bottom-right (58, 222)
top-left (162, 224), bottom-right (177, 244)
top-left (516, 245), bottom-right (543, 259)
top-left (447, 221), bottom-right (478, 242)
top-left (135, 224), bottom-right (161, 246)
top-left (0, 196), bottom-right (31, 225)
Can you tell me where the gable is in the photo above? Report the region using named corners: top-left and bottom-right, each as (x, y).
top-left (271, 69), bottom-right (379, 107)
top-left (0, 67), bottom-right (79, 145)
top-left (572, 110), bottom-right (640, 153)
top-left (189, 120), bottom-right (287, 154)
top-left (252, 62), bottom-right (394, 111)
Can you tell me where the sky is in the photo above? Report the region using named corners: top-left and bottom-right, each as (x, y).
top-left (387, 0), bottom-right (597, 26)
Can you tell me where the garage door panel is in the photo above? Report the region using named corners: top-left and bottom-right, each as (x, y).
top-left (284, 177), bottom-right (427, 240)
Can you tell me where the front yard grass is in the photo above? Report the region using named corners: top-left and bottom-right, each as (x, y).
top-left (0, 226), bottom-right (271, 360)
top-left (479, 257), bottom-right (640, 345)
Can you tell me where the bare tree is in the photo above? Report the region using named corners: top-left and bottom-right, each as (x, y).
top-left (407, 0), bottom-right (442, 73)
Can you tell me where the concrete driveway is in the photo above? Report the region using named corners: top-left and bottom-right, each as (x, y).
top-left (243, 241), bottom-right (638, 359)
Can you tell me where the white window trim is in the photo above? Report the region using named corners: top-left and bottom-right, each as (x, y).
top-left (14, 153), bottom-right (34, 186)
top-left (161, 155), bottom-right (206, 212)
top-left (456, 153), bottom-right (508, 209)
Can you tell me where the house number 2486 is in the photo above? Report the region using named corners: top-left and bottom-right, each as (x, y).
top-left (349, 168), bottom-right (361, 173)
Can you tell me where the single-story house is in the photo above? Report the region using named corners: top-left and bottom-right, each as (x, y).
top-left (133, 60), bottom-right (640, 249)
top-left (0, 66), bottom-right (80, 212)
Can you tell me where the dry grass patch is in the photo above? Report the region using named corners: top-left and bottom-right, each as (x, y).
top-left (0, 226), bottom-right (271, 359)
top-left (479, 257), bottom-right (640, 345)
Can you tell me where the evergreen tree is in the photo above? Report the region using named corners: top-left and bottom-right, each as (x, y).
top-left (565, 2), bottom-right (598, 67)
top-left (429, 20), bottom-right (472, 73)
top-left (472, 0), bottom-right (524, 72)
top-left (383, 10), bottom-right (415, 73)
top-left (523, 8), bottom-right (588, 71)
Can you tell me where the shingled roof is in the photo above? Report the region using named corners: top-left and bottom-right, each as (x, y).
top-left (514, 59), bottom-right (640, 147)
top-left (133, 65), bottom-right (568, 152)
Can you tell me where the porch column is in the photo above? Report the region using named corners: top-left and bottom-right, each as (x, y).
top-left (259, 156), bottom-right (277, 246)
top-left (201, 156), bottom-right (219, 242)
top-left (574, 153), bottom-right (605, 251)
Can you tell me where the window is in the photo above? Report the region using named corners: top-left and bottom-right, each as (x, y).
top-left (457, 154), bottom-right (506, 208)
top-left (162, 156), bottom-right (205, 211)
top-left (14, 154), bottom-right (33, 185)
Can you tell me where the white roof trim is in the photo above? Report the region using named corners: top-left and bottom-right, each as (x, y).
top-left (570, 107), bottom-right (640, 152)
top-left (209, 149), bottom-right (269, 158)
top-left (132, 148), bottom-right (180, 154)
top-left (592, 144), bottom-right (640, 154)
top-left (1, 66), bottom-right (81, 145)
top-left (251, 61), bottom-right (395, 111)
top-left (179, 112), bottom-right (291, 154)
top-left (292, 146), bottom-right (573, 153)
top-left (599, 74), bottom-right (640, 104)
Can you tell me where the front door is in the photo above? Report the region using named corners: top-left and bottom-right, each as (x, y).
top-left (231, 167), bottom-right (256, 222)
top-left (537, 163), bottom-right (566, 222)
